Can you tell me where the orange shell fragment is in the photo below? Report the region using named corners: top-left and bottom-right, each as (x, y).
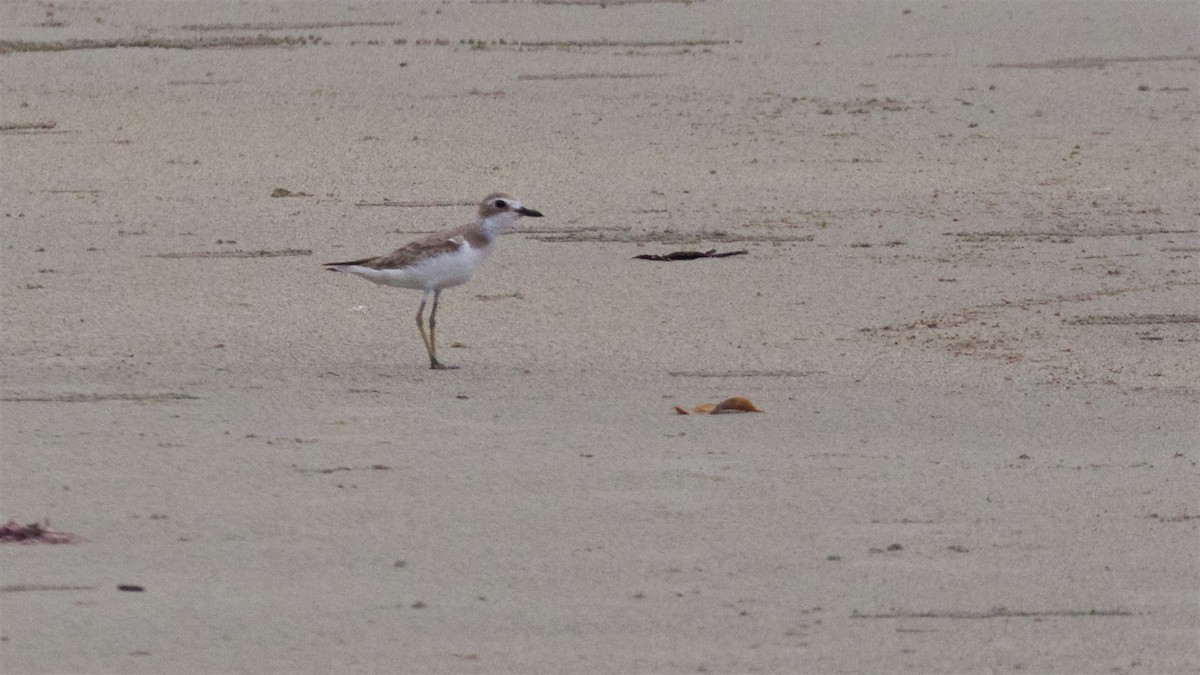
top-left (674, 397), bottom-right (763, 415)
top-left (710, 397), bottom-right (763, 414)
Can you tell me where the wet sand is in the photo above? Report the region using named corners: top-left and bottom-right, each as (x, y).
top-left (2, 1), bottom-right (1198, 672)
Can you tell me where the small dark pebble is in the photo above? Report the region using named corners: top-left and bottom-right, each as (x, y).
top-left (117, 584), bottom-right (145, 592)
top-left (886, 543), bottom-right (903, 551)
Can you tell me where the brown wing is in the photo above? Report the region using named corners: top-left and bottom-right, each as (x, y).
top-left (325, 229), bottom-right (467, 270)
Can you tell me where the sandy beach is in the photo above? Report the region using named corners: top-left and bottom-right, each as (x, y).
top-left (2, 0), bottom-right (1198, 672)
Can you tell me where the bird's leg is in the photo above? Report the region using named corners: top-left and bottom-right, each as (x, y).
top-left (415, 292), bottom-right (436, 366)
top-left (427, 289), bottom-right (458, 370)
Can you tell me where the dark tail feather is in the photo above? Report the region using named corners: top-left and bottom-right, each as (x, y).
top-left (324, 258), bottom-right (374, 269)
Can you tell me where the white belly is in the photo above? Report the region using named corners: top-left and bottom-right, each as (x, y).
top-left (337, 245), bottom-right (491, 291)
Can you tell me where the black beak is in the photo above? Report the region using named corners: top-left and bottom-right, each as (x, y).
top-left (517, 206), bottom-right (543, 218)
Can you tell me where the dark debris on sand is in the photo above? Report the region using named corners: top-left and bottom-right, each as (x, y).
top-left (0, 520), bottom-right (82, 544)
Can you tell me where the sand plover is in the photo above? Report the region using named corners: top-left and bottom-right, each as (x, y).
top-left (325, 193), bottom-right (543, 370)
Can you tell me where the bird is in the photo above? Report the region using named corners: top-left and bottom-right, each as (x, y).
top-left (324, 193), bottom-right (543, 370)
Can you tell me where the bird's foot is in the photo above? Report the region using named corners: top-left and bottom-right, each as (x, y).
top-left (429, 360), bottom-right (460, 371)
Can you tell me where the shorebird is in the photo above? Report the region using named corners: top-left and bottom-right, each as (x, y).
top-left (325, 193), bottom-right (543, 370)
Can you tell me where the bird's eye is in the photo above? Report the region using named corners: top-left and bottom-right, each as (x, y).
top-left (494, 199), bottom-right (507, 208)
